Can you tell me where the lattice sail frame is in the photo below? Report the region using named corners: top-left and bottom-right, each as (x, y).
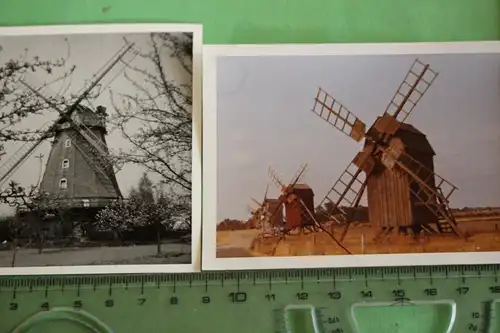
top-left (383, 58), bottom-right (439, 123)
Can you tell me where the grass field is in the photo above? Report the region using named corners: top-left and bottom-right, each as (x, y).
top-left (216, 217), bottom-right (500, 258)
top-left (0, 241), bottom-right (192, 267)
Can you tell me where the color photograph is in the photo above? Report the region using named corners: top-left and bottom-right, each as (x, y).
top-left (203, 42), bottom-right (500, 270)
top-left (0, 24), bottom-right (202, 274)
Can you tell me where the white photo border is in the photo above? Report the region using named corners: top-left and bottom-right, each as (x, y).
top-left (0, 23), bottom-right (202, 275)
top-left (202, 41), bottom-right (500, 271)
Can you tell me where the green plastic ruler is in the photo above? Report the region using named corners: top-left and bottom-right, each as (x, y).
top-left (1, 264), bottom-right (500, 332)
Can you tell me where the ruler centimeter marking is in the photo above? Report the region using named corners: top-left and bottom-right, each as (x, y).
top-left (0, 264), bottom-right (499, 333)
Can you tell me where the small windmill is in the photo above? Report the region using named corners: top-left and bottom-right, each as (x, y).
top-left (248, 184), bottom-right (284, 232)
top-left (246, 204), bottom-right (259, 226)
top-left (248, 184), bottom-right (269, 229)
top-left (267, 164), bottom-right (317, 234)
top-left (310, 58), bottom-right (465, 242)
top-left (260, 164), bottom-right (351, 255)
top-left (0, 42), bottom-right (137, 211)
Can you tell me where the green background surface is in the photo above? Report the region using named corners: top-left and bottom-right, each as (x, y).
top-left (0, 2), bottom-right (498, 332)
top-left (0, 0), bottom-right (499, 44)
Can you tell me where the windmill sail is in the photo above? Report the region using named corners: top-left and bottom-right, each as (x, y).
top-left (384, 58), bottom-right (438, 123)
top-left (317, 157), bottom-right (368, 225)
top-left (0, 121), bottom-right (54, 187)
top-left (71, 42), bottom-right (137, 105)
top-left (312, 88), bottom-right (366, 142)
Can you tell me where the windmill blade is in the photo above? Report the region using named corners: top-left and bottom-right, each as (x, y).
top-left (296, 197), bottom-right (351, 254)
top-left (72, 42), bottom-right (129, 97)
top-left (68, 42), bottom-right (136, 113)
top-left (72, 42), bottom-right (137, 103)
top-left (263, 183), bottom-right (269, 201)
top-left (290, 163), bottom-right (308, 187)
top-left (0, 121), bottom-right (53, 187)
top-left (250, 197), bottom-right (262, 207)
top-left (268, 167), bottom-right (284, 189)
top-left (246, 205), bottom-right (256, 214)
top-left (20, 70), bottom-right (72, 108)
top-left (384, 58), bottom-right (438, 123)
top-left (317, 153), bottom-right (373, 225)
top-left (312, 87), bottom-right (367, 142)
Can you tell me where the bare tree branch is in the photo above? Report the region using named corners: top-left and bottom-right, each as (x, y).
top-left (110, 32), bottom-right (193, 201)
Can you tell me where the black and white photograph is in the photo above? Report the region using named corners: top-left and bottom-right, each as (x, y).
top-left (0, 24), bottom-right (202, 274)
top-left (203, 42), bottom-right (500, 270)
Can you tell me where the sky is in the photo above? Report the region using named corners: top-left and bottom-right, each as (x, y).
top-left (216, 53), bottom-right (500, 221)
top-left (0, 31), bottom-right (191, 215)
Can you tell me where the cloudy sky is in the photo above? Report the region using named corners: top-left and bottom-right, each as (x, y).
top-left (0, 31), bottom-right (190, 215)
top-left (216, 52), bottom-right (500, 221)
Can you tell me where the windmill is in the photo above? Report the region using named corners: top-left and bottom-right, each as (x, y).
top-left (246, 204), bottom-right (259, 228)
top-left (259, 164), bottom-right (351, 255)
top-left (310, 58), bottom-right (465, 243)
top-left (247, 184), bottom-right (284, 232)
top-left (267, 164), bottom-right (317, 234)
top-left (0, 41), bottom-right (137, 213)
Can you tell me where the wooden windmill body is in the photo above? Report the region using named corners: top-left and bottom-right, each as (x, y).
top-left (268, 165), bottom-right (317, 233)
top-left (280, 183), bottom-right (315, 230)
top-left (39, 104), bottom-right (122, 209)
top-left (361, 117), bottom-right (438, 232)
top-left (311, 58), bottom-right (465, 242)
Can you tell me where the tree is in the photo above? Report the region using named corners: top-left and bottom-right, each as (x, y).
top-left (315, 201), bottom-right (336, 222)
top-left (138, 187), bottom-right (179, 255)
top-left (0, 44), bottom-right (76, 258)
top-left (96, 173), bottom-right (186, 255)
top-left (0, 180), bottom-right (68, 264)
top-left (94, 196), bottom-right (141, 243)
top-left (131, 172), bottom-right (155, 204)
top-left (110, 33), bottom-right (192, 222)
top-left (0, 43), bottom-right (75, 149)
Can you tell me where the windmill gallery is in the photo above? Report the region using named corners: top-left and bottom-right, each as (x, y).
top-left (0, 32), bottom-right (194, 268)
top-left (216, 57), bottom-right (500, 258)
